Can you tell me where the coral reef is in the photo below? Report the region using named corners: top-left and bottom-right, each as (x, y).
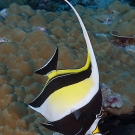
top-left (0, 1), bottom-right (135, 135)
top-left (0, 8), bottom-right (9, 19)
top-left (110, 30), bottom-right (135, 47)
top-left (0, 38), bottom-right (9, 43)
top-left (37, 0), bottom-right (59, 11)
top-left (99, 113), bottom-right (135, 135)
top-left (0, 0), bottom-right (130, 12)
top-left (0, 0), bottom-right (27, 9)
top-left (94, 14), bottom-right (113, 25)
top-left (101, 83), bottom-right (133, 116)
top-left (101, 83), bottom-right (123, 109)
top-left (125, 45), bottom-right (135, 52)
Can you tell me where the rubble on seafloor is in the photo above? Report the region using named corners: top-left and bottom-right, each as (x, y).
top-left (0, 0), bottom-right (135, 135)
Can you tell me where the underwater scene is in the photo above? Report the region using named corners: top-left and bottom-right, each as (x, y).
top-left (0, 0), bottom-right (135, 135)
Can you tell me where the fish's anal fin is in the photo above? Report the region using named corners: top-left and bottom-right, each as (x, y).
top-left (72, 109), bottom-right (81, 120)
top-left (40, 122), bottom-right (59, 132)
top-left (35, 47), bottom-right (58, 75)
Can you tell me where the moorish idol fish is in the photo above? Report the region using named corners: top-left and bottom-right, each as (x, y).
top-left (28, 0), bottom-right (102, 135)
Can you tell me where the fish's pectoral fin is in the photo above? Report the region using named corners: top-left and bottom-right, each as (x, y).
top-left (40, 122), bottom-right (59, 132)
top-left (71, 109), bottom-right (81, 120)
top-left (35, 47), bottom-right (58, 75)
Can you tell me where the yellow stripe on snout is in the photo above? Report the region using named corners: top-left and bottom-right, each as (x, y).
top-left (47, 76), bottom-right (94, 114)
top-left (93, 126), bottom-right (100, 134)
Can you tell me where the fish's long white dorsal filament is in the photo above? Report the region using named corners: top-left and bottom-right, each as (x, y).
top-left (64, 0), bottom-right (99, 82)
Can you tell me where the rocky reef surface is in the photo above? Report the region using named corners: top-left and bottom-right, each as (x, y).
top-left (0, 1), bottom-right (135, 135)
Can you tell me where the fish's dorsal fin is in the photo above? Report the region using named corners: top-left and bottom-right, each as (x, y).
top-left (64, 0), bottom-right (99, 81)
top-left (35, 48), bottom-right (58, 75)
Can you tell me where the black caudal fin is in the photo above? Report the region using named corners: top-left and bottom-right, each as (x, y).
top-left (35, 48), bottom-right (58, 75)
top-left (40, 122), bottom-right (59, 132)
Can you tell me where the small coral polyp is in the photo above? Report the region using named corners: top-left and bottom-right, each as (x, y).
top-left (102, 15), bottom-right (114, 25)
top-left (38, 26), bottom-right (46, 33)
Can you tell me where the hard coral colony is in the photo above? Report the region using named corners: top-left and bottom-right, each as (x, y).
top-left (110, 30), bottom-right (135, 47)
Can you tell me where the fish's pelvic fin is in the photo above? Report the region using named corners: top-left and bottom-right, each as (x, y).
top-left (40, 122), bottom-right (59, 132)
top-left (35, 47), bottom-right (58, 75)
top-left (72, 110), bottom-right (81, 120)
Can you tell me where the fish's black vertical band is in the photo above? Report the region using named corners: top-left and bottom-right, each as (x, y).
top-left (29, 63), bottom-right (91, 107)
